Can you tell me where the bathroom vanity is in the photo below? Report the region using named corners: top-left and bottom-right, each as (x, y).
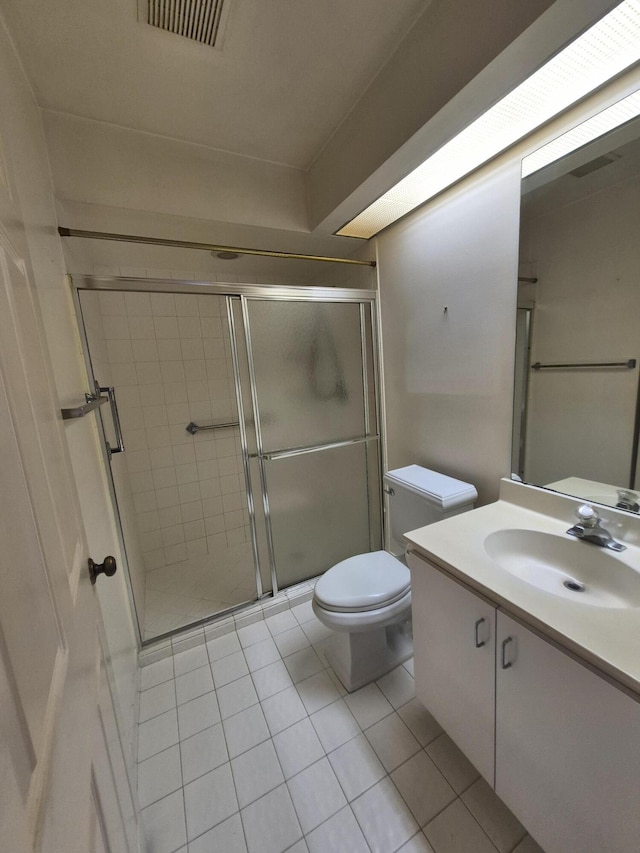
top-left (406, 479), bottom-right (640, 853)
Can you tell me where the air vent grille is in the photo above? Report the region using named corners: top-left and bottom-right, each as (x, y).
top-left (146, 0), bottom-right (229, 48)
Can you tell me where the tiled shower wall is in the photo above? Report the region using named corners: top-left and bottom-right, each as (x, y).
top-left (95, 290), bottom-right (250, 573)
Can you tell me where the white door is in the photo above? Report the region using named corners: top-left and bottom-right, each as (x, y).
top-left (0, 214), bottom-right (133, 849)
top-left (408, 551), bottom-right (496, 784)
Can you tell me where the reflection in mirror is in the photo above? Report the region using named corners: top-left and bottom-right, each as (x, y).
top-left (513, 102), bottom-right (640, 513)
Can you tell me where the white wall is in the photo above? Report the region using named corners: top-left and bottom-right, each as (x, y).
top-left (376, 65), bottom-right (640, 508)
top-left (44, 111), bottom-right (308, 232)
top-left (0, 14), bottom-right (139, 764)
top-left (376, 158), bottom-right (522, 505)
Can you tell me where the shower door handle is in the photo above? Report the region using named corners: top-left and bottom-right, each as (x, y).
top-left (97, 382), bottom-right (125, 457)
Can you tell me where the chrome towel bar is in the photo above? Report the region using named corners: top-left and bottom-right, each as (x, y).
top-left (186, 420), bottom-right (240, 434)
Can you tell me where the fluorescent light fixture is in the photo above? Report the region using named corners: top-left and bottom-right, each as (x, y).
top-left (338, 0), bottom-right (640, 239)
top-left (521, 88), bottom-right (640, 175)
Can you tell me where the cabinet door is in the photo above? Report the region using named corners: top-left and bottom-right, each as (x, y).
top-left (496, 611), bottom-right (640, 853)
top-left (408, 551), bottom-right (496, 784)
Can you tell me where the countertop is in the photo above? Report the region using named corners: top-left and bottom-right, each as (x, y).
top-left (404, 478), bottom-right (640, 698)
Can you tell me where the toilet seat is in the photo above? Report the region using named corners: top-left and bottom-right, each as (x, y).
top-left (314, 551), bottom-right (410, 612)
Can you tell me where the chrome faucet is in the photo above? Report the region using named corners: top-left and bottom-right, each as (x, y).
top-left (616, 489), bottom-right (640, 513)
top-left (566, 504), bottom-right (626, 552)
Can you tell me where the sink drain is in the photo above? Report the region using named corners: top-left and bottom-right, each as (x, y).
top-left (563, 579), bottom-right (585, 593)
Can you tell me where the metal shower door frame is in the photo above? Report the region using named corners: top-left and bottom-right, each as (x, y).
top-left (71, 275), bottom-right (382, 643)
top-left (235, 292), bottom-right (382, 596)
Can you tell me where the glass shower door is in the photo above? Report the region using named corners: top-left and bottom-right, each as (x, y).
top-left (239, 297), bottom-right (381, 590)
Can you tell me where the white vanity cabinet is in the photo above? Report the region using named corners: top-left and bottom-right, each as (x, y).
top-left (407, 551), bottom-right (496, 784)
top-left (409, 549), bottom-right (640, 853)
top-left (496, 611), bottom-right (640, 853)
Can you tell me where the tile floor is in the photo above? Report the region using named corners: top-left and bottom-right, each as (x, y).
top-left (143, 543), bottom-right (256, 639)
top-left (138, 602), bottom-right (546, 853)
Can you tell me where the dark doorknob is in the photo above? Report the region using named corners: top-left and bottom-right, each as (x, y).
top-left (88, 556), bottom-right (117, 584)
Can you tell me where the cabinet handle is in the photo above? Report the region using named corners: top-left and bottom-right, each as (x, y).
top-left (501, 636), bottom-right (513, 669)
top-left (474, 617), bottom-right (486, 648)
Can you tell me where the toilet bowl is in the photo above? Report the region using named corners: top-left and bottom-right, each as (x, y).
top-left (312, 465), bottom-right (477, 692)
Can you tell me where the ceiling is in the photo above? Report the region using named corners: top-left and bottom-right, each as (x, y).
top-left (1, 0), bottom-right (430, 170)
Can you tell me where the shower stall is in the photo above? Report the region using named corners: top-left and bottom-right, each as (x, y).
top-left (74, 277), bottom-right (382, 642)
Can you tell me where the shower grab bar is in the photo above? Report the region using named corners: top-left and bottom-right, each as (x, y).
top-left (99, 384), bottom-right (125, 456)
top-left (186, 419), bottom-right (240, 435)
top-left (254, 434), bottom-right (380, 462)
top-left (532, 359), bottom-right (636, 370)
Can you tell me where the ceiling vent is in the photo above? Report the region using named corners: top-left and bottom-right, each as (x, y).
top-left (143, 0), bottom-right (231, 49)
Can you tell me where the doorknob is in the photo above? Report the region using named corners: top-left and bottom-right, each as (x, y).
top-left (88, 556), bottom-right (117, 584)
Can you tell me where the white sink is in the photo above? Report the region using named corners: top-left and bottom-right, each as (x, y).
top-left (484, 529), bottom-right (640, 609)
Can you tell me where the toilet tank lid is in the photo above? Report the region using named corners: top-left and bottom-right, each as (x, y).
top-left (384, 465), bottom-right (478, 510)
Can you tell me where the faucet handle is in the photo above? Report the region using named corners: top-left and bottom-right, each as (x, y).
top-left (576, 504), bottom-right (599, 527)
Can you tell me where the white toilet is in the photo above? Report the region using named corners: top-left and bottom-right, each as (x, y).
top-left (312, 465), bottom-right (477, 692)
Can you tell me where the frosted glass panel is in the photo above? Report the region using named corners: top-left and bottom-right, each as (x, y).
top-left (266, 442), bottom-right (375, 588)
top-left (247, 300), bottom-right (365, 451)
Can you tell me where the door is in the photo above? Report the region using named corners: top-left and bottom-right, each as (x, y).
top-left (237, 296), bottom-right (382, 591)
top-left (0, 227), bottom-right (132, 848)
top-left (495, 611), bottom-right (640, 853)
top-left (408, 551), bottom-right (496, 784)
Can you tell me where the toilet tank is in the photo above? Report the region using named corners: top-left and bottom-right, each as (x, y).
top-left (384, 465), bottom-right (477, 556)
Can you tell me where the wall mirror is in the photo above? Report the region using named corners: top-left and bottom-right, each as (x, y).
top-left (512, 101), bottom-right (640, 514)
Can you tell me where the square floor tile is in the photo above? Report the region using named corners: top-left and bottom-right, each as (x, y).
top-left (397, 698), bottom-right (442, 747)
top-left (512, 837), bottom-right (546, 853)
top-left (241, 784), bottom-right (302, 853)
top-left (377, 665), bottom-right (415, 709)
top-left (231, 740), bottom-right (285, 808)
top-left (188, 813), bottom-right (247, 853)
top-left (273, 626), bottom-right (311, 658)
top-left (261, 686), bottom-right (308, 735)
top-left (365, 712), bottom-right (421, 772)
top-left (176, 664), bottom-right (214, 705)
top-left (461, 777), bottom-right (526, 853)
top-left (424, 798), bottom-right (498, 853)
top-left (140, 656), bottom-right (174, 691)
top-left (391, 750), bottom-right (456, 827)
top-left (305, 805), bottom-right (369, 853)
top-left (141, 790), bottom-right (187, 853)
top-left (310, 699), bottom-right (360, 752)
top-left (223, 704), bottom-right (270, 758)
top-left (207, 632), bottom-right (242, 661)
top-left (265, 610), bottom-right (298, 635)
top-left (291, 600), bottom-right (315, 624)
top-left (211, 650), bottom-right (250, 688)
top-left (180, 722), bottom-right (229, 783)
top-left (251, 660), bottom-right (294, 701)
top-left (344, 683), bottom-right (393, 730)
top-left (397, 833), bottom-right (436, 852)
top-left (177, 691), bottom-right (220, 740)
top-left (217, 675), bottom-right (259, 719)
top-left (243, 638), bottom-right (281, 672)
top-left (296, 670), bottom-right (340, 714)
top-left (173, 644), bottom-right (209, 676)
top-left (327, 734), bottom-right (386, 802)
top-left (300, 618), bottom-right (333, 645)
top-left (138, 745), bottom-right (182, 808)
top-left (184, 762), bottom-right (238, 841)
top-left (286, 842), bottom-right (309, 853)
top-left (287, 758), bottom-right (347, 833)
top-left (237, 621), bottom-right (271, 648)
top-left (139, 680), bottom-right (176, 723)
top-left (352, 777), bottom-right (419, 853)
top-left (425, 733), bottom-right (480, 794)
top-left (138, 708), bottom-right (179, 761)
top-left (272, 718), bottom-right (325, 780)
